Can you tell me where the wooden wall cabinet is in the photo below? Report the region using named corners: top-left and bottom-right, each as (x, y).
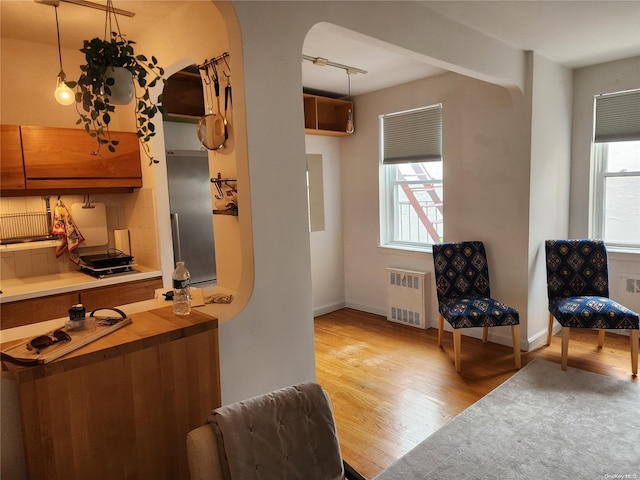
top-left (0, 125), bottom-right (26, 191)
top-left (21, 126), bottom-right (142, 191)
top-left (1, 125), bottom-right (142, 195)
top-left (303, 93), bottom-right (353, 136)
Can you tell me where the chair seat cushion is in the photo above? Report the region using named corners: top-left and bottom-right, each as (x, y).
top-left (439, 296), bottom-right (519, 329)
top-left (549, 296), bottom-right (640, 329)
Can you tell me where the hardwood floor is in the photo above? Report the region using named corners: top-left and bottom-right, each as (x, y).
top-left (314, 308), bottom-right (638, 479)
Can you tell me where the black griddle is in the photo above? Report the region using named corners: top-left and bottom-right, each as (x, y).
top-left (80, 253), bottom-right (134, 269)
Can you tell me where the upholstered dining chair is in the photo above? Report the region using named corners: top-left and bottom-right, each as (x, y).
top-left (544, 239), bottom-right (639, 374)
top-left (186, 381), bottom-right (366, 480)
top-left (432, 240), bottom-right (521, 372)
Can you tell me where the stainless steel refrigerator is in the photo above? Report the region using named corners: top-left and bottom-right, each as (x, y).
top-left (166, 150), bottom-right (217, 285)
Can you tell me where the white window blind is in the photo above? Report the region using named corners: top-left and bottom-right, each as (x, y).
top-left (382, 104), bottom-right (442, 164)
top-left (594, 89), bottom-right (640, 143)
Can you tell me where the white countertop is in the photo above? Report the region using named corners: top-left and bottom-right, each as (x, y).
top-left (0, 266), bottom-right (162, 303)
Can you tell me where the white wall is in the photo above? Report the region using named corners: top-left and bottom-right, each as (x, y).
top-left (527, 52), bottom-right (573, 346)
top-left (163, 121), bottom-right (203, 151)
top-left (306, 135), bottom-right (346, 316)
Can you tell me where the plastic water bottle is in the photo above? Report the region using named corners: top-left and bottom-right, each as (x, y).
top-left (172, 261), bottom-right (191, 315)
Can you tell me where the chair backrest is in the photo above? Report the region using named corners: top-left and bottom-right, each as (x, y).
top-left (544, 239), bottom-right (610, 299)
top-left (432, 241), bottom-right (491, 301)
top-left (203, 382), bottom-right (344, 480)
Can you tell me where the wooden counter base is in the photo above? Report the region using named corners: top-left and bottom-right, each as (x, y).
top-left (2, 306), bottom-right (220, 480)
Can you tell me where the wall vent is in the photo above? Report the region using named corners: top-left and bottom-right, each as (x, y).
top-left (386, 268), bottom-right (428, 329)
top-left (618, 274), bottom-right (640, 313)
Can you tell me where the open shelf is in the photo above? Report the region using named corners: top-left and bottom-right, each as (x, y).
top-left (303, 94), bottom-right (353, 137)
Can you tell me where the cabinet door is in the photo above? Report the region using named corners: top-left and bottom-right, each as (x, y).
top-left (0, 125), bottom-right (26, 190)
top-left (21, 126), bottom-right (142, 189)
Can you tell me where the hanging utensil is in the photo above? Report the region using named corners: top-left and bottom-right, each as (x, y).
top-left (197, 61), bottom-right (226, 151)
top-left (197, 62), bottom-right (216, 150)
top-left (212, 61), bottom-right (226, 139)
top-left (218, 72), bottom-right (234, 155)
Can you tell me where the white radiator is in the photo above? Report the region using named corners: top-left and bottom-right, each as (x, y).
top-left (386, 268), bottom-right (428, 329)
top-left (618, 274), bottom-right (640, 313)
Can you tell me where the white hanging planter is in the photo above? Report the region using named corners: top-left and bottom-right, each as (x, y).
top-left (105, 66), bottom-right (134, 105)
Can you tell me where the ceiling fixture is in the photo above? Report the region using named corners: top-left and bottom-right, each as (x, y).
top-left (346, 69), bottom-right (355, 134)
top-left (53, 4), bottom-right (74, 105)
top-left (302, 55), bottom-right (367, 75)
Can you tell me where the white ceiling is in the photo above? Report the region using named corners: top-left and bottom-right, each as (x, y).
top-left (2, 1), bottom-right (639, 97)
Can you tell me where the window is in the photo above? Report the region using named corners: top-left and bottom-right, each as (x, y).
top-left (380, 104), bottom-right (443, 248)
top-left (591, 90), bottom-right (640, 249)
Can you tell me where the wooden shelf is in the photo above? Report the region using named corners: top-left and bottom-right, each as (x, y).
top-left (303, 93), bottom-right (353, 136)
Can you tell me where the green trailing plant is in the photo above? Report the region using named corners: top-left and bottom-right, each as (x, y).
top-left (66, 31), bottom-right (167, 164)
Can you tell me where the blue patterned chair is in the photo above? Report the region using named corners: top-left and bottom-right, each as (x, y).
top-left (432, 241), bottom-right (521, 372)
top-left (545, 239), bottom-right (639, 374)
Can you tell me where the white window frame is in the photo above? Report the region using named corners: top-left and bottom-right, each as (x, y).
top-left (379, 104), bottom-right (443, 250)
top-left (590, 141), bottom-right (640, 249)
top-left (590, 89), bottom-right (640, 250)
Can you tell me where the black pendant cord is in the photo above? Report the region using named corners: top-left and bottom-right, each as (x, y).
top-left (54, 6), bottom-right (64, 73)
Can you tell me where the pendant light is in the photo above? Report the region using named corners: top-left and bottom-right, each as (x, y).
top-left (346, 69), bottom-right (354, 134)
top-left (53, 5), bottom-right (74, 106)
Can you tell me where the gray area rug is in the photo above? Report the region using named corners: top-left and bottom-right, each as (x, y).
top-left (374, 359), bottom-right (640, 480)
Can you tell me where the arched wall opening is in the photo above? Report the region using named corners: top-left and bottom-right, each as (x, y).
top-left (140, 1), bottom-right (254, 323)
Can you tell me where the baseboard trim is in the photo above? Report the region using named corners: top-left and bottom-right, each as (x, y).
top-left (313, 302), bottom-right (346, 317)
top-left (344, 302), bottom-right (386, 317)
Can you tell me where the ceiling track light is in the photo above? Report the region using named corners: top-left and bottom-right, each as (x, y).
top-left (302, 54), bottom-right (367, 75)
top-left (36, 0), bottom-right (135, 18)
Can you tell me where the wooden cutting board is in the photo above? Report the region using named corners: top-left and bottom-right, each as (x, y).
top-left (71, 202), bottom-right (108, 247)
top-left (1, 316), bottom-right (131, 365)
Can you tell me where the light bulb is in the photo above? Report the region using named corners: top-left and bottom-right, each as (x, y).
top-left (55, 73), bottom-right (75, 106)
top-left (346, 108), bottom-right (354, 134)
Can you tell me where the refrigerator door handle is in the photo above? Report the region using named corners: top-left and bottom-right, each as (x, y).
top-left (170, 212), bottom-right (182, 263)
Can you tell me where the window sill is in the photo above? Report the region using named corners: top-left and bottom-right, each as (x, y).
top-left (377, 244), bottom-right (433, 256)
top-left (607, 246), bottom-right (640, 257)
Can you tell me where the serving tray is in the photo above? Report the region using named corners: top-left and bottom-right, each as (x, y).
top-left (1, 316), bottom-right (132, 365)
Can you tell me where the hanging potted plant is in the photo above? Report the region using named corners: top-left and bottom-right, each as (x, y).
top-left (65, 1), bottom-right (166, 164)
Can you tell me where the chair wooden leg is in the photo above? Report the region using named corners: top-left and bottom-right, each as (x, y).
top-left (482, 326), bottom-right (488, 344)
top-left (453, 329), bottom-right (461, 372)
top-left (598, 329), bottom-right (605, 349)
top-left (561, 327), bottom-right (570, 371)
top-left (546, 313), bottom-right (554, 346)
top-left (630, 329), bottom-right (638, 376)
top-left (511, 325), bottom-right (521, 369)
top-left (438, 315), bottom-right (444, 347)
